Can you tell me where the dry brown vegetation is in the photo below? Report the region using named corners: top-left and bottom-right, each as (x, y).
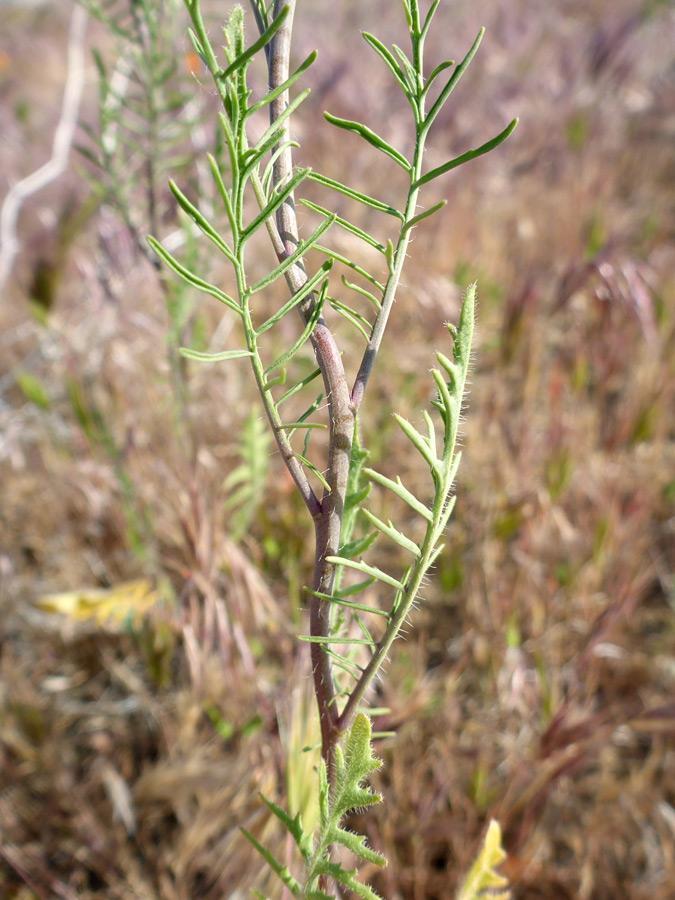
top-left (1, 1), bottom-right (674, 898)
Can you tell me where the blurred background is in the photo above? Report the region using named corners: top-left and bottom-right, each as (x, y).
top-left (0, 0), bottom-right (673, 898)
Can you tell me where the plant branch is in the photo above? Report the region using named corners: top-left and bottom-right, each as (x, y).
top-left (265, 0), bottom-right (355, 771)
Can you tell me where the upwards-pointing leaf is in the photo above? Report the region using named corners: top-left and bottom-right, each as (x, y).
top-left (413, 118), bottom-right (518, 189)
top-left (250, 216), bottom-right (336, 294)
top-left (307, 171), bottom-right (404, 219)
top-left (325, 556), bottom-right (405, 591)
top-left (362, 509), bottom-right (421, 558)
top-left (147, 237), bottom-right (240, 314)
top-left (323, 112), bottom-right (411, 173)
top-left (363, 468), bottom-right (433, 522)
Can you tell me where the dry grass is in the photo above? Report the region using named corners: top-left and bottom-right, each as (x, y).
top-left (1, 1), bottom-right (674, 898)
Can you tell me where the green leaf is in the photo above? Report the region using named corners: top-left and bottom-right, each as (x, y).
top-left (363, 468), bottom-right (432, 522)
top-left (14, 370), bottom-right (50, 410)
top-left (276, 365), bottom-right (323, 406)
top-left (307, 171), bottom-right (404, 219)
top-left (147, 237), bottom-right (239, 314)
top-left (241, 89), bottom-right (312, 180)
top-left (305, 589), bottom-right (390, 619)
top-left (300, 200), bottom-right (386, 255)
top-left (361, 31), bottom-right (415, 103)
top-left (330, 298), bottom-right (372, 342)
top-left (256, 260), bottom-right (332, 335)
top-left (294, 452), bottom-right (331, 493)
top-left (180, 348), bottom-right (253, 363)
top-left (414, 118), bottom-right (518, 189)
top-left (323, 112), bottom-right (411, 172)
top-left (420, 0), bottom-right (443, 39)
top-left (245, 50), bottom-right (317, 117)
top-left (456, 820), bottom-right (510, 900)
top-left (314, 244), bottom-right (384, 292)
top-left (362, 510), bottom-right (421, 558)
top-left (168, 180), bottom-right (235, 263)
top-left (401, 199), bottom-right (447, 235)
top-left (422, 28), bottom-right (484, 134)
top-left (393, 413), bottom-right (440, 473)
top-left (258, 793), bottom-right (313, 862)
top-left (421, 60), bottom-right (454, 100)
top-left (341, 275), bottom-right (381, 310)
top-left (299, 635), bottom-right (377, 646)
top-left (242, 166), bottom-right (311, 242)
top-left (250, 216), bottom-right (336, 294)
top-left (241, 828), bottom-right (302, 897)
top-left (325, 557), bottom-right (405, 591)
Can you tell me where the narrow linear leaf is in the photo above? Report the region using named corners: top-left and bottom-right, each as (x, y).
top-left (363, 468), bottom-right (432, 522)
top-left (325, 556), bottom-right (405, 591)
top-left (207, 153), bottom-right (236, 233)
top-left (300, 200), bottom-right (386, 255)
top-left (256, 260), bottom-right (332, 335)
top-left (362, 509), bottom-right (421, 558)
top-left (299, 636), bottom-right (376, 645)
top-left (391, 43), bottom-right (418, 94)
top-left (323, 112), bottom-right (411, 173)
top-left (401, 199), bottom-right (447, 235)
top-left (336, 577), bottom-right (377, 598)
top-left (305, 589), bottom-right (390, 619)
top-left (240, 829), bottom-right (302, 897)
top-left (325, 649), bottom-right (364, 678)
top-left (168, 180), bottom-right (235, 263)
top-left (276, 365), bottom-right (322, 406)
top-left (330, 299), bottom-right (371, 342)
top-left (307, 172), bottom-right (404, 219)
top-left (147, 237), bottom-right (239, 314)
top-left (258, 794), bottom-right (312, 861)
top-left (314, 244), bottom-right (384, 292)
top-left (242, 89), bottom-right (312, 180)
top-left (338, 531), bottom-right (378, 560)
top-left (423, 28), bottom-right (484, 133)
top-left (179, 348), bottom-right (253, 363)
top-left (421, 0), bottom-right (443, 39)
top-left (262, 281), bottom-right (326, 371)
top-left (394, 414), bottom-right (440, 472)
top-left (277, 421), bottom-right (327, 431)
top-left (421, 59), bottom-right (454, 99)
top-left (294, 452), bottom-right (331, 493)
top-left (341, 276), bottom-right (381, 310)
top-left (243, 166), bottom-right (311, 242)
top-left (262, 139), bottom-right (300, 195)
top-left (361, 31), bottom-right (414, 102)
top-left (245, 49), bottom-right (317, 118)
top-left (250, 216), bottom-right (336, 294)
top-left (413, 118), bottom-right (518, 189)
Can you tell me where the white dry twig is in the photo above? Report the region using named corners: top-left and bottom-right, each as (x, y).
top-left (0, 5), bottom-right (88, 293)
